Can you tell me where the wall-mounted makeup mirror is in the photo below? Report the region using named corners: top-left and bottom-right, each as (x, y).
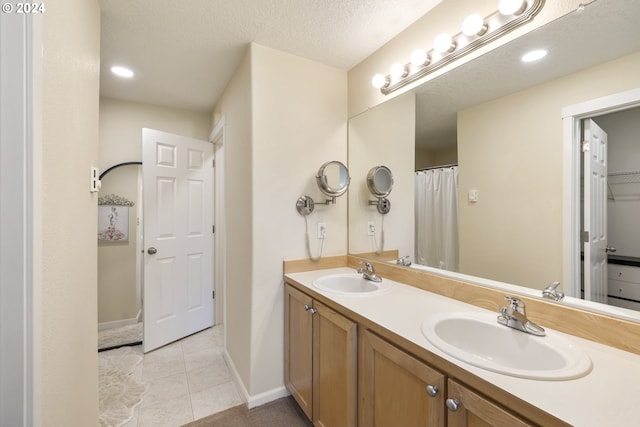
top-left (317, 160), bottom-right (350, 198)
top-left (367, 165), bottom-right (393, 197)
top-left (367, 166), bottom-right (393, 214)
top-left (297, 160), bottom-right (351, 216)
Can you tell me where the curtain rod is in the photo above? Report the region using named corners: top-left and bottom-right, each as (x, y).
top-left (415, 163), bottom-right (458, 172)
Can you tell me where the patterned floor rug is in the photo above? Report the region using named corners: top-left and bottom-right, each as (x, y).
top-left (99, 346), bottom-right (148, 427)
top-left (98, 323), bottom-right (143, 351)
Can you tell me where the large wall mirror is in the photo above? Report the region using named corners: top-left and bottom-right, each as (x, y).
top-left (348, 0), bottom-right (640, 320)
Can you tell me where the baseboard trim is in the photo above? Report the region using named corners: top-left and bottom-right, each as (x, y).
top-left (223, 349), bottom-right (289, 409)
top-left (98, 316), bottom-right (140, 331)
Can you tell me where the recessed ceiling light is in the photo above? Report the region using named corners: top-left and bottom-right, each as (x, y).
top-left (521, 49), bottom-right (548, 63)
top-left (110, 66), bottom-right (135, 78)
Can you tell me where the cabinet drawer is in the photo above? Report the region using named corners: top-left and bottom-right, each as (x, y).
top-left (608, 279), bottom-right (640, 302)
top-left (608, 297), bottom-right (640, 311)
top-left (608, 264), bottom-right (640, 283)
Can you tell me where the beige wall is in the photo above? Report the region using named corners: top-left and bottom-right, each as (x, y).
top-left (97, 98), bottom-right (211, 324)
top-left (415, 146), bottom-right (458, 170)
top-left (97, 167), bottom-right (140, 324)
top-left (457, 51), bottom-right (640, 289)
top-left (99, 97), bottom-right (211, 168)
top-left (213, 49), bottom-right (253, 393)
top-left (214, 43), bottom-right (347, 399)
top-left (41, 0), bottom-right (100, 424)
top-left (348, 93), bottom-right (415, 257)
top-left (347, 0), bottom-right (586, 118)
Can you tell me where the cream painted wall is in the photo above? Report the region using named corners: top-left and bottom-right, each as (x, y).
top-left (415, 146), bottom-right (458, 170)
top-left (348, 93), bottom-right (415, 257)
top-left (251, 44), bottom-right (347, 395)
top-left (212, 50), bottom-right (253, 393)
top-left (99, 97), bottom-right (211, 169)
top-left (97, 167), bottom-right (140, 323)
top-left (214, 43), bottom-right (347, 399)
top-left (457, 52), bottom-right (640, 289)
top-left (41, 0), bottom-right (100, 424)
top-left (97, 98), bottom-right (211, 324)
top-left (347, 0), bottom-right (586, 118)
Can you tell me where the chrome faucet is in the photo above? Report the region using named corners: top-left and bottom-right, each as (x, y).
top-left (542, 281), bottom-right (565, 301)
top-left (497, 296), bottom-right (545, 336)
top-left (396, 255), bottom-right (412, 266)
top-left (358, 261), bottom-right (382, 282)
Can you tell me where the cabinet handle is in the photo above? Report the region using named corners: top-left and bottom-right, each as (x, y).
top-left (446, 398), bottom-right (460, 412)
top-left (426, 385), bottom-right (439, 397)
top-left (304, 304), bottom-right (311, 311)
top-left (309, 308), bottom-right (318, 315)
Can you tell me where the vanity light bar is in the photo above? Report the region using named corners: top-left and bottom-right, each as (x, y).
top-left (372, 0), bottom-right (544, 95)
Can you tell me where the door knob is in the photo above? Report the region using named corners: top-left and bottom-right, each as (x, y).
top-left (147, 247), bottom-right (158, 255)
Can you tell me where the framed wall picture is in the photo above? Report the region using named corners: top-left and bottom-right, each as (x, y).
top-left (98, 205), bottom-right (129, 242)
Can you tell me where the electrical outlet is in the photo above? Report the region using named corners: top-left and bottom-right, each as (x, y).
top-left (367, 221), bottom-right (375, 236)
top-left (317, 223), bottom-right (327, 239)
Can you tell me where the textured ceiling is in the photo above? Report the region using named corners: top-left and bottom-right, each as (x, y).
top-left (99, 0), bottom-right (442, 112)
top-left (415, 0), bottom-right (640, 149)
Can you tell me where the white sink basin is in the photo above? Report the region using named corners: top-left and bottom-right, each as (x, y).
top-left (421, 312), bottom-right (592, 380)
top-left (313, 273), bottom-right (391, 296)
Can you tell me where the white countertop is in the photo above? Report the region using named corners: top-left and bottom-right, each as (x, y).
top-left (286, 267), bottom-right (640, 427)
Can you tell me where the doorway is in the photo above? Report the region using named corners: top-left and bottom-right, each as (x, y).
top-left (562, 88), bottom-right (640, 308)
top-left (582, 108), bottom-right (640, 310)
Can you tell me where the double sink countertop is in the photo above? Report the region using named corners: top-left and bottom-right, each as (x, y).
top-left (285, 267), bottom-right (640, 427)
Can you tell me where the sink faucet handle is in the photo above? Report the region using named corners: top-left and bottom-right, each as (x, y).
top-left (503, 295), bottom-right (525, 312)
top-left (359, 260), bottom-right (374, 271)
top-left (396, 255), bottom-right (412, 266)
top-left (546, 281), bottom-right (560, 291)
top-left (542, 281), bottom-right (565, 301)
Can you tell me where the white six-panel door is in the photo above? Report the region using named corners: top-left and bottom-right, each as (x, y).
top-left (583, 119), bottom-right (608, 304)
top-left (142, 128), bottom-right (214, 352)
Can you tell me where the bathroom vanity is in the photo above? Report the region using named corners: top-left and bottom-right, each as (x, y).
top-left (284, 257), bottom-right (640, 427)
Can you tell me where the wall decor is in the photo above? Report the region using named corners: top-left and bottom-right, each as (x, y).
top-left (98, 194), bottom-right (134, 243)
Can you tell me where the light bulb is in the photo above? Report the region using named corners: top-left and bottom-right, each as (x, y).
top-left (410, 49), bottom-right (430, 67)
top-left (521, 49), bottom-right (548, 62)
top-left (371, 73), bottom-right (388, 89)
top-left (110, 66), bottom-right (134, 78)
top-left (434, 33), bottom-right (455, 54)
top-left (499, 0), bottom-right (526, 16)
top-left (462, 13), bottom-right (487, 36)
top-left (390, 62), bottom-right (408, 79)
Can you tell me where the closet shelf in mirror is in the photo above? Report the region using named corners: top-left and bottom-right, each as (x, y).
top-left (607, 171), bottom-right (640, 201)
top-left (608, 170), bottom-right (640, 183)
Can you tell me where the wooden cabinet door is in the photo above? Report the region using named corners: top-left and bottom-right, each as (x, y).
top-left (359, 329), bottom-right (446, 427)
top-left (313, 300), bottom-right (358, 427)
top-left (284, 285), bottom-right (314, 419)
top-left (446, 380), bottom-right (536, 427)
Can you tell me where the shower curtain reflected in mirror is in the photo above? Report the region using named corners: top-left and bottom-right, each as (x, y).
top-left (415, 166), bottom-right (459, 272)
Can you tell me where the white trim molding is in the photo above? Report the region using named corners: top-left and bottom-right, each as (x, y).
top-left (223, 350), bottom-right (290, 409)
top-left (0, 13), bottom-right (42, 427)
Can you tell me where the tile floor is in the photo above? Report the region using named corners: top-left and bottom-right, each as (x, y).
top-left (122, 325), bottom-right (243, 427)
